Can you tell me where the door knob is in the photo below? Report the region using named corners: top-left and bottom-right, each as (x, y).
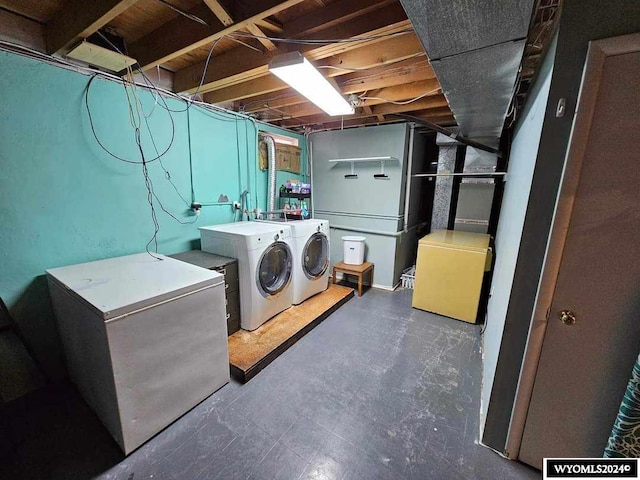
top-left (559, 310), bottom-right (577, 326)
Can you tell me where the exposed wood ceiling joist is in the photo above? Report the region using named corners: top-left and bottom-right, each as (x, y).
top-left (202, 33), bottom-right (426, 103)
top-left (245, 22), bottom-right (277, 51)
top-left (202, 0), bottom-right (277, 51)
top-left (46, 0), bottom-right (140, 54)
top-left (0, 8), bottom-right (46, 52)
top-left (302, 112), bottom-right (456, 131)
top-left (241, 79), bottom-right (441, 116)
top-left (175, 0), bottom-right (410, 94)
top-left (128, 0), bottom-right (306, 71)
top-left (258, 90), bottom-right (447, 123)
top-left (254, 18), bottom-right (284, 33)
top-left (339, 58), bottom-right (436, 94)
top-left (202, 0), bottom-right (234, 26)
top-left (278, 97), bottom-right (450, 128)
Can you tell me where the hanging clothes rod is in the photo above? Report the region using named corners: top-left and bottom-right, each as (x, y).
top-left (412, 172), bottom-right (507, 178)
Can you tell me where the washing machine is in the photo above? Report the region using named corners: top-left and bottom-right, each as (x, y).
top-left (259, 219), bottom-right (330, 304)
top-left (200, 222), bottom-right (294, 331)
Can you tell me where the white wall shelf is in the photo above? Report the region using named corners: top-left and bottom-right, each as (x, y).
top-left (328, 156), bottom-right (399, 179)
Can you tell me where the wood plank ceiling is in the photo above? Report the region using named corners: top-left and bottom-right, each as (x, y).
top-left (0, 0), bottom-right (456, 132)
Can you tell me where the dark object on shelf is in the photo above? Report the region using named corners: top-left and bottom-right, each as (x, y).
top-left (169, 250), bottom-right (240, 335)
top-left (344, 174), bottom-right (358, 179)
top-left (279, 192), bottom-right (311, 199)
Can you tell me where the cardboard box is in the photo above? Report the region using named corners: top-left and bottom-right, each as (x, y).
top-left (258, 141), bottom-right (301, 174)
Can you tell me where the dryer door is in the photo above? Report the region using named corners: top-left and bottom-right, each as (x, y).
top-left (256, 241), bottom-right (293, 298)
top-left (302, 232), bottom-right (329, 280)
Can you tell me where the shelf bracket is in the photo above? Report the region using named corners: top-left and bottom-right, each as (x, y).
top-left (374, 159), bottom-right (389, 179)
top-left (345, 161), bottom-right (357, 179)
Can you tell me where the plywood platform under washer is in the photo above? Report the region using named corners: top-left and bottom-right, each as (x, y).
top-left (228, 284), bottom-right (354, 382)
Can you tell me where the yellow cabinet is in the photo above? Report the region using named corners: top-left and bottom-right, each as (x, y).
top-left (412, 230), bottom-right (492, 323)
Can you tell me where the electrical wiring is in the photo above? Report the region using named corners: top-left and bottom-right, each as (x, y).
top-left (227, 36), bottom-right (263, 53)
top-left (143, 114), bottom-right (191, 207)
top-left (190, 36), bottom-right (224, 106)
top-left (316, 53), bottom-right (423, 72)
top-left (155, 0), bottom-right (209, 26)
top-left (85, 75), bottom-right (175, 164)
top-left (1, 38), bottom-right (307, 250)
top-left (226, 29), bottom-right (414, 46)
top-left (0, 40), bottom-right (347, 130)
top-left (359, 88), bottom-right (441, 105)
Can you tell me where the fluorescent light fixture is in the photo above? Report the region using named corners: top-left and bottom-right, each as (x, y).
top-left (269, 52), bottom-right (355, 116)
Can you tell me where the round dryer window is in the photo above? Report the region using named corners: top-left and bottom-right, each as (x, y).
top-left (257, 242), bottom-right (292, 297)
top-left (303, 232), bottom-right (329, 280)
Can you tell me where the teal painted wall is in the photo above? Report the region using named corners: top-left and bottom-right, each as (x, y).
top-left (0, 51), bottom-right (305, 378)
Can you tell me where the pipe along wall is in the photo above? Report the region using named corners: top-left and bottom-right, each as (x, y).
top-left (0, 50), bottom-right (305, 379)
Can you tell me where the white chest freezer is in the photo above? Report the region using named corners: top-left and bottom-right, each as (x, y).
top-left (46, 253), bottom-right (230, 454)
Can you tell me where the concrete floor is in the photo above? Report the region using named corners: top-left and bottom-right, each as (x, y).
top-left (1, 288), bottom-right (539, 480)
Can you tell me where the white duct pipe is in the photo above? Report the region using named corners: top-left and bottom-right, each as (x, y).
top-left (261, 134), bottom-right (278, 220)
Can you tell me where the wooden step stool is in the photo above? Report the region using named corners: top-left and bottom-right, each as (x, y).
top-left (332, 261), bottom-right (374, 297)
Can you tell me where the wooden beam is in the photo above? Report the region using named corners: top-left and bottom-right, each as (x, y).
top-left (280, 97), bottom-right (450, 128)
top-left (246, 23), bottom-right (277, 51)
top-left (361, 80), bottom-right (442, 106)
top-left (203, 0), bottom-right (234, 26)
top-left (174, 0), bottom-right (409, 94)
top-left (293, 112), bottom-right (456, 131)
top-left (128, 0), bottom-right (306, 71)
top-left (207, 57), bottom-right (436, 107)
top-left (46, 0), bottom-right (140, 54)
top-left (340, 59), bottom-right (435, 94)
top-left (240, 78), bottom-right (440, 115)
top-left (132, 67), bottom-right (175, 91)
top-left (255, 18), bottom-right (284, 33)
top-left (230, 35), bottom-right (426, 108)
top-left (0, 8), bottom-right (46, 52)
top-left (202, 0), bottom-right (276, 53)
top-left (236, 89), bottom-right (307, 113)
top-left (260, 91), bottom-right (448, 123)
top-left (203, 46), bottom-right (424, 105)
top-left (286, 0), bottom-right (395, 38)
top-left (189, 19), bottom-right (412, 94)
top-left (318, 33), bottom-right (424, 72)
top-left (204, 76), bottom-right (289, 104)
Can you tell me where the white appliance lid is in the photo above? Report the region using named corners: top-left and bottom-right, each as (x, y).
top-left (46, 253), bottom-right (223, 321)
top-left (257, 219), bottom-right (328, 237)
top-left (200, 222), bottom-right (291, 236)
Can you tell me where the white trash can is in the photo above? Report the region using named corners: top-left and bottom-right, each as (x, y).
top-left (342, 236), bottom-right (366, 265)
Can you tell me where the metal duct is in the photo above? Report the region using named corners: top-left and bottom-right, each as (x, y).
top-left (400, 0), bottom-right (536, 145)
top-left (262, 134), bottom-right (278, 220)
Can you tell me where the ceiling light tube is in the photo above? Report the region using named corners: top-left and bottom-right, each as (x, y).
top-left (269, 52), bottom-right (355, 116)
